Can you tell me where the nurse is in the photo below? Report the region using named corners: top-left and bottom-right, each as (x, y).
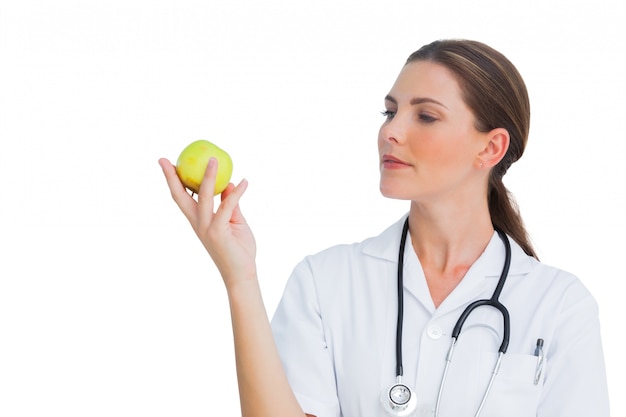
top-left (159, 39), bottom-right (610, 417)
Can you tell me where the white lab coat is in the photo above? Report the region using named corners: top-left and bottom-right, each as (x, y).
top-left (271, 215), bottom-right (610, 417)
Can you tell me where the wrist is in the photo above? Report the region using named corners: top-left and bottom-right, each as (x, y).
top-left (225, 274), bottom-right (261, 300)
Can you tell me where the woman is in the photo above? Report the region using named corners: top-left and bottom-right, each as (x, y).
top-left (159, 39), bottom-right (610, 417)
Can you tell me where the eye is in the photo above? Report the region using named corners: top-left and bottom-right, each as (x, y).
top-left (381, 110), bottom-right (396, 120)
top-left (418, 113), bottom-right (437, 123)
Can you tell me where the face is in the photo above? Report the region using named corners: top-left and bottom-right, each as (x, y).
top-left (378, 60), bottom-right (489, 203)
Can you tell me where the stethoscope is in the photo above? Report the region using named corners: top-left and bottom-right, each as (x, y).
top-left (380, 218), bottom-right (511, 417)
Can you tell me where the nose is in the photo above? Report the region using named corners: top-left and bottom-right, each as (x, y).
top-left (379, 117), bottom-right (404, 145)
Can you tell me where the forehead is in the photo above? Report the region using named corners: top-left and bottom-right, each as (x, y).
top-left (387, 60), bottom-right (464, 104)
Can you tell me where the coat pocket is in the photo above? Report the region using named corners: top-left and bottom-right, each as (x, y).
top-left (478, 352), bottom-right (542, 417)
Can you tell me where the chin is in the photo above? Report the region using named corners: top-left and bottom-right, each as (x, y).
top-left (379, 182), bottom-right (412, 201)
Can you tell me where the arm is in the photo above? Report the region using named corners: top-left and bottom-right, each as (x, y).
top-left (228, 279), bottom-right (311, 417)
top-left (538, 283), bottom-right (610, 416)
top-left (158, 157), bottom-right (309, 417)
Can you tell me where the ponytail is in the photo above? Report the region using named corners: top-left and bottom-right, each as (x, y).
top-left (488, 174), bottom-right (538, 259)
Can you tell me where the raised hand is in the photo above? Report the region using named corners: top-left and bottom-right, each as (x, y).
top-left (159, 157), bottom-right (306, 417)
top-left (158, 157), bottom-right (257, 288)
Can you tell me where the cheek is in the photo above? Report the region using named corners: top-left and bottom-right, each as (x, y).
top-left (410, 130), bottom-right (475, 169)
top-left (409, 138), bottom-right (459, 169)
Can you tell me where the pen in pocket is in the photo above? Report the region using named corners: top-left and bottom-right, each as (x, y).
top-left (533, 338), bottom-right (544, 385)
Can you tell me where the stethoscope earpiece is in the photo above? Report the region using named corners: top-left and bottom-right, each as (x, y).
top-left (381, 381), bottom-right (418, 417)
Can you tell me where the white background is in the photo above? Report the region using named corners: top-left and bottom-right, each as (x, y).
top-left (1, 0), bottom-right (624, 415)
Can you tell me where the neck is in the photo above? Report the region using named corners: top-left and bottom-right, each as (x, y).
top-left (408, 198), bottom-right (494, 275)
top-left (407, 198), bottom-right (495, 308)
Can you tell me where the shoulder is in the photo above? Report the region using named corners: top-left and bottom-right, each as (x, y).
top-left (485, 235), bottom-right (598, 319)
top-left (520, 246), bottom-right (589, 294)
top-left (507, 245), bottom-right (598, 319)
top-left (297, 215), bottom-right (407, 272)
top-left (284, 215), bottom-right (407, 303)
top-left (531, 259), bottom-right (596, 310)
top-left (505, 236), bottom-right (587, 293)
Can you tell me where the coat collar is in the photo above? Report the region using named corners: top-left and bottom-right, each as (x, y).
top-left (361, 214), bottom-right (535, 313)
top-left (360, 214), bottom-right (534, 277)
top-left (360, 215), bottom-right (408, 263)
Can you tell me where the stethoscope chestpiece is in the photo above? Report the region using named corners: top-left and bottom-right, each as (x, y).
top-left (380, 381), bottom-right (417, 417)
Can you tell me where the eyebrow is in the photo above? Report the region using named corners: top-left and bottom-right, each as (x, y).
top-left (384, 95), bottom-right (448, 109)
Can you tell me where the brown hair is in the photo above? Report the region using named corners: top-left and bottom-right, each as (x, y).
top-left (406, 39), bottom-right (537, 258)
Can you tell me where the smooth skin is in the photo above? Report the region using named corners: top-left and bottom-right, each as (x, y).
top-left (379, 61), bottom-right (509, 307)
top-left (159, 60), bottom-right (509, 417)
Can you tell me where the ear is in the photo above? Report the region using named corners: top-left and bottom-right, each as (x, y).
top-left (477, 128), bottom-right (510, 169)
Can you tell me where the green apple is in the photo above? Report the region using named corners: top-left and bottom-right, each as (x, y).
top-left (175, 139), bottom-right (233, 195)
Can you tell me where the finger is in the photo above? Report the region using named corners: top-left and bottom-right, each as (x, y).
top-left (213, 179), bottom-right (249, 225)
top-left (221, 182), bottom-right (247, 224)
top-left (158, 158), bottom-right (198, 222)
top-left (197, 157), bottom-right (218, 228)
top-left (220, 183), bottom-right (236, 201)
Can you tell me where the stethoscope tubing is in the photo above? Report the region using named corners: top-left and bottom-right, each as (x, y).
top-left (450, 228), bottom-right (512, 353)
top-left (395, 218), bottom-right (411, 377)
top-left (391, 218), bottom-right (512, 417)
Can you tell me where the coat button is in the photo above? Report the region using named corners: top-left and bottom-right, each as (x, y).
top-left (427, 325), bottom-right (443, 340)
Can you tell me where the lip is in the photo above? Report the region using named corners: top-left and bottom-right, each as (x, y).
top-left (381, 154), bottom-right (411, 169)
